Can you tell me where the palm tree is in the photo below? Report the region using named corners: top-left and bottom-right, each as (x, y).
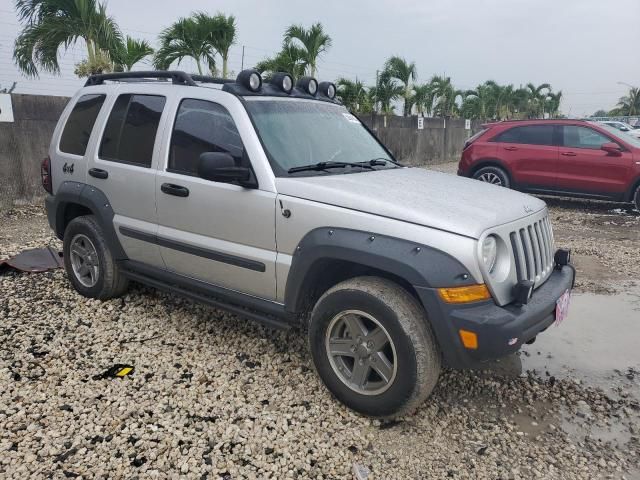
top-left (336, 78), bottom-right (369, 113)
top-left (255, 43), bottom-right (307, 80)
top-left (208, 13), bottom-right (236, 78)
top-left (284, 23), bottom-right (332, 77)
top-left (13, 0), bottom-right (121, 77)
top-left (525, 83), bottom-right (551, 118)
top-left (412, 83), bottom-right (436, 116)
top-left (461, 83), bottom-right (494, 120)
top-left (370, 76), bottom-right (403, 115)
top-left (616, 87), bottom-right (640, 116)
top-left (112, 36), bottom-right (153, 72)
top-left (154, 13), bottom-right (219, 75)
top-left (545, 91), bottom-right (562, 118)
top-left (430, 75), bottom-right (463, 117)
top-left (382, 56), bottom-right (417, 116)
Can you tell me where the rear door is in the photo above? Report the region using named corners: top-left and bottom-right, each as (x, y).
top-left (556, 125), bottom-right (633, 197)
top-left (492, 124), bottom-right (558, 189)
top-left (86, 87), bottom-right (168, 268)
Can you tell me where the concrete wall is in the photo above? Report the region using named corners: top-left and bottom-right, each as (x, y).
top-left (0, 94), bottom-right (481, 210)
top-left (0, 94), bottom-right (69, 210)
top-left (360, 115), bottom-right (484, 166)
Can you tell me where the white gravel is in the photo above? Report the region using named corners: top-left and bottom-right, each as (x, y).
top-left (1, 204), bottom-right (638, 479)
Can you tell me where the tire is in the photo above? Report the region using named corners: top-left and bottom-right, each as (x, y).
top-left (63, 215), bottom-right (129, 300)
top-left (633, 185), bottom-right (640, 211)
top-left (308, 276), bottom-right (441, 418)
top-left (473, 166), bottom-right (511, 188)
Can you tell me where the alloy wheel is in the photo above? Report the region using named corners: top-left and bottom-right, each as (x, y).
top-left (325, 310), bottom-right (398, 395)
top-left (69, 234), bottom-right (100, 288)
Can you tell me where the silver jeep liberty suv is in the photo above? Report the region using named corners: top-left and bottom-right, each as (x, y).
top-left (43, 69), bottom-right (575, 418)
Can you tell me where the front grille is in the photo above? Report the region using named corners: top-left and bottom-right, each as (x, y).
top-left (508, 215), bottom-right (554, 287)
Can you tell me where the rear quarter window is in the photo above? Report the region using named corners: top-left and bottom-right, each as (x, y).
top-left (59, 94), bottom-right (106, 156)
top-left (493, 125), bottom-right (554, 146)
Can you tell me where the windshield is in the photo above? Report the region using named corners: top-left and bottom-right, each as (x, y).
top-left (244, 98), bottom-right (395, 176)
top-left (593, 121), bottom-right (640, 147)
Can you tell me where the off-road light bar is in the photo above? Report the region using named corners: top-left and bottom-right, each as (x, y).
top-left (271, 72), bottom-right (294, 93)
top-left (237, 69), bottom-right (262, 92)
top-left (319, 81), bottom-right (337, 99)
top-left (297, 76), bottom-right (318, 96)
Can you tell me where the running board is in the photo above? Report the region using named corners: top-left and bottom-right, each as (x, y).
top-left (120, 263), bottom-right (294, 331)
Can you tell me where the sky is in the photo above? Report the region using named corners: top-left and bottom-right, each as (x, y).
top-left (1, 0), bottom-right (639, 116)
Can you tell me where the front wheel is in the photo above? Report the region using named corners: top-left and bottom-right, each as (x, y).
top-left (473, 166), bottom-right (511, 188)
top-left (308, 277), bottom-right (441, 418)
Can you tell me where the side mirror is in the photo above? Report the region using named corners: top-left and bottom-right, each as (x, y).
top-left (601, 142), bottom-right (622, 155)
top-left (197, 152), bottom-right (256, 187)
top-left (621, 127), bottom-right (630, 131)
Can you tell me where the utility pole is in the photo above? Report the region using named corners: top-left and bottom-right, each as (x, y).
top-left (241, 46), bottom-right (245, 71)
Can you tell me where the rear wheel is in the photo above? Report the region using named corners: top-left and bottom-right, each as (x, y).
top-left (63, 215), bottom-right (129, 300)
top-left (473, 166), bottom-right (510, 188)
top-left (633, 185), bottom-right (640, 211)
top-left (308, 277), bottom-right (441, 418)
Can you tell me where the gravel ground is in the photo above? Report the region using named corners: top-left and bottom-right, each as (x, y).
top-left (1, 194), bottom-right (639, 479)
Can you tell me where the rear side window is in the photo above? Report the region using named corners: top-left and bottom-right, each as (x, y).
top-left (59, 94), bottom-right (106, 155)
top-left (168, 99), bottom-right (245, 176)
top-left (562, 126), bottom-right (611, 150)
top-left (494, 125), bottom-right (554, 146)
top-left (99, 94), bottom-right (166, 167)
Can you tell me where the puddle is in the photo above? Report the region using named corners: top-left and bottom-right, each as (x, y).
top-left (486, 288), bottom-right (640, 395)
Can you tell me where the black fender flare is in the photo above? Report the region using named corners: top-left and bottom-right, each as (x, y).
top-left (49, 181), bottom-right (126, 260)
top-left (283, 227), bottom-right (476, 314)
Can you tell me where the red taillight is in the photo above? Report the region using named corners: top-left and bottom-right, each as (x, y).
top-left (41, 156), bottom-right (52, 194)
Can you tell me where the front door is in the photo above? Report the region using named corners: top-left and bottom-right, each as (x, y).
top-left (155, 96), bottom-right (277, 300)
top-left (87, 91), bottom-right (167, 268)
top-left (493, 124), bottom-right (558, 189)
top-left (556, 125), bottom-right (633, 197)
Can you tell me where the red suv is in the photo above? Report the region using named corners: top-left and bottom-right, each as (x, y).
top-left (458, 119), bottom-right (640, 211)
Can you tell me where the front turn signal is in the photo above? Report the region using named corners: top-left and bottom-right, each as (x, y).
top-left (438, 284), bottom-right (491, 304)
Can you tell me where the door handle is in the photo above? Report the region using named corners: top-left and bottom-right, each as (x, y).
top-left (161, 183), bottom-right (189, 197)
top-left (561, 152), bottom-right (577, 156)
top-left (88, 168), bottom-right (108, 179)
top-left (504, 146), bottom-right (518, 151)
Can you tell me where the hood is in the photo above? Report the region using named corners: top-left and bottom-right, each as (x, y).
top-left (275, 167), bottom-right (547, 239)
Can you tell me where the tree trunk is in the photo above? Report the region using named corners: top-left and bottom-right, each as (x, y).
top-left (196, 58), bottom-right (203, 75)
top-left (222, 55), bottom-right (228, 78)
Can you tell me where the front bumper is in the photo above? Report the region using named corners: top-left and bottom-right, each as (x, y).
top-left (416, 265), bottom-right (575, 369)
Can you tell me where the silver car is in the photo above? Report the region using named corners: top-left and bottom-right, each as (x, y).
top-left (42, 70), bottom-right (575, 418)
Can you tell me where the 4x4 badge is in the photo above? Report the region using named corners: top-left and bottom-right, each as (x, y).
top-left (62, 162), bottom-right (74, 174)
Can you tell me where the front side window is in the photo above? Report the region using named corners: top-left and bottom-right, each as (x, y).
top-left (169, 99), bottom-right (245, 176)
top-left (494, 125), bottom-right (554, 146)
top-left (562, 126), bottom-right (610, 150)
top-left (244, 99), bottom-right (394, 176)
top-left (99, 94), bottom-right (166, 167)
top-left (59, 94), bottom-right (106, 155)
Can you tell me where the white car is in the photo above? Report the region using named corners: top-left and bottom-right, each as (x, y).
top-left (600, 120), bottom-right (640, 138)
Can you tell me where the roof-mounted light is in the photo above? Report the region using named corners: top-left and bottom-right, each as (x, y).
top-left (297, 76), bottom-right (318, 96)
top-left (237, 69), bottom-right (262, 92)
top-left (319, 81), bottom-right (337, 100)
top-left (271, 72), bottom-right (294, 94)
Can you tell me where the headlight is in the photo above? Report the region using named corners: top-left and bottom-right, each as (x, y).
top-left (482, 235), bottom-right (498, 274)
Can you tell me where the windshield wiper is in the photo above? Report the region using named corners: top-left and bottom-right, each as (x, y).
top-left (288, 161), bottom-right (375, 174)
top-left (361, 157), bottom-right (403, 167)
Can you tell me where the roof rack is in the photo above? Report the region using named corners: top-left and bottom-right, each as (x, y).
top-left (84, 70), bottom-right (233, 87)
